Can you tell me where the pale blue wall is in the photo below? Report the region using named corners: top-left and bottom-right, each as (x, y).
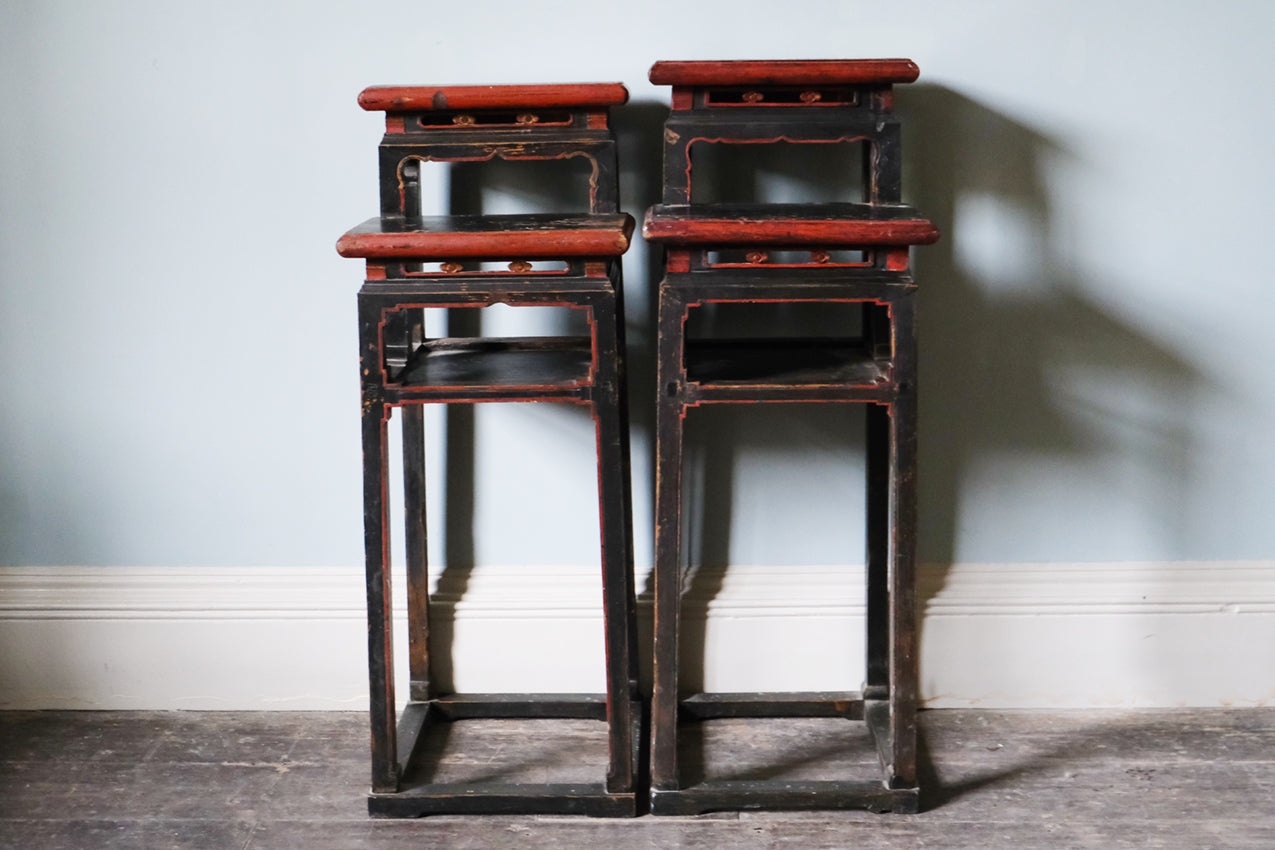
top-left (2, 0), bottom-right (1273, 568)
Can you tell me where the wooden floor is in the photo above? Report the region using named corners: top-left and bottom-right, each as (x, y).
top-left (1, 709), bottom-right (1272, 848)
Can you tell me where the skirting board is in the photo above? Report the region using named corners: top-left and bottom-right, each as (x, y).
top-left (0, 562), bottom-right (1272, 710)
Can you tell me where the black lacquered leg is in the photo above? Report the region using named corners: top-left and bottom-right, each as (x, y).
top-left (402, 404), bottom-right (432, 702)
top-left (662, 137), bottom-right (691, 205)
top-left (870, 119), bottom-right (903, 205)
top-left (865, 401), bottom-right (890, 702)
top-left (591, 290), bottom-right (637, 794)
top-left (360, 295), bottom-right (399, 794)
top-left (888, 293), bottom-right (919, 789)
top-left (362, 400), bottom-right (398, 793)
top-left (651, 283), bottom-right (687, 793)
top-left (591, 138), bottom-right (621, 215)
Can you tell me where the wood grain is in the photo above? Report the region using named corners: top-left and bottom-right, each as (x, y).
top-left (644, 204), bottom-right (938, 246)
top-left (337, 214), bottom-right (634, 259)
top-left (359, 83), bottom-right (629, 112)
top-left (649, 60), bottom-right (920, 87)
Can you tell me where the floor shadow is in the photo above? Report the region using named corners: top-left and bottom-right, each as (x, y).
top-left (913, 709), bottom-right (1263, 812)
top-left (914, 721), bottom-right (953, 811)
top-left (406, 718), bottom-right (605, 786)
top-left (679, 716), bottom-right (880, 786)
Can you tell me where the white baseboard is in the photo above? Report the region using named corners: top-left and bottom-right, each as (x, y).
top-left (1, 562), bottom-right (1272, 710)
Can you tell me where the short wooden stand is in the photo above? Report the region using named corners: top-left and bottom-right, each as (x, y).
top-left (644, 60), bottom-right (938, 815)
top-left (337, 84), bottom-right (640, 817)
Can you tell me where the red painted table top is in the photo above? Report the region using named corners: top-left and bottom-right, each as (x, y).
top-left (358, 83), bottom-right (629, 112)
top-left (643, 204), bottom-right (938, 247)
top-left (648, 60), bottom-right (919, 87)
top-left (337, 213), bottom-right (634, 259)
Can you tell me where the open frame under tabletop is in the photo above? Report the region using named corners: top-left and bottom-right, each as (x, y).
top-left (648, 260), bottom-right (920, 815)
top-left (343, 211), bottom-right (640, 817)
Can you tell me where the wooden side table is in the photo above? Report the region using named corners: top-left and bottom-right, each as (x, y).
top-left (337, 83), bottom-right (640, 817)
top-left (645, 60), bottom-right (938, 814)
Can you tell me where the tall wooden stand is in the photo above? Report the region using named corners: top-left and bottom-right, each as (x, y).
top-left (337, 83), bottom-right (640, 817)
top-left (644, 60), bottom-right (938, 815)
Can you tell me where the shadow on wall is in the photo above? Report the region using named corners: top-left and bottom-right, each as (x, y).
top-left (418, 111), bottom-right (672, 688)
top-left (903, 83), bottom-right (1200, 565)
top-left (629, 122), bottom-right (880, 694)
top-left (612, 101), bottom-right (671, 525)
top-left (902, 85), bottom-right (1207, 703)
top-left (902, 83), bottom-right (1201, 555)
top-left (637, 84), bottom-right (1205, 695)
top-left (419, 86), bottom-right (1207, 696)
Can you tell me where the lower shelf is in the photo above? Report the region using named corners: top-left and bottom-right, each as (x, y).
top-left (650, 780), bottom-right (918, 815)
top-left (371, 782), bottom-right (637, 818)
top-left (652, 705), bottom-right (918, 815)
top-left (685, 338), bottom-right (889, 388)
top-left (371, 696), bottom-right (640, 818)
top-left (396, 337), bottom-right (593, 393)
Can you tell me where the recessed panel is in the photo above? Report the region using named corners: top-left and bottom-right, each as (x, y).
top-left (689, 140), bottom-right (867, 204)
top-left (448, 156), bottom-right (597, 215)
top-left (686, 300), bottom-right (865, 340)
